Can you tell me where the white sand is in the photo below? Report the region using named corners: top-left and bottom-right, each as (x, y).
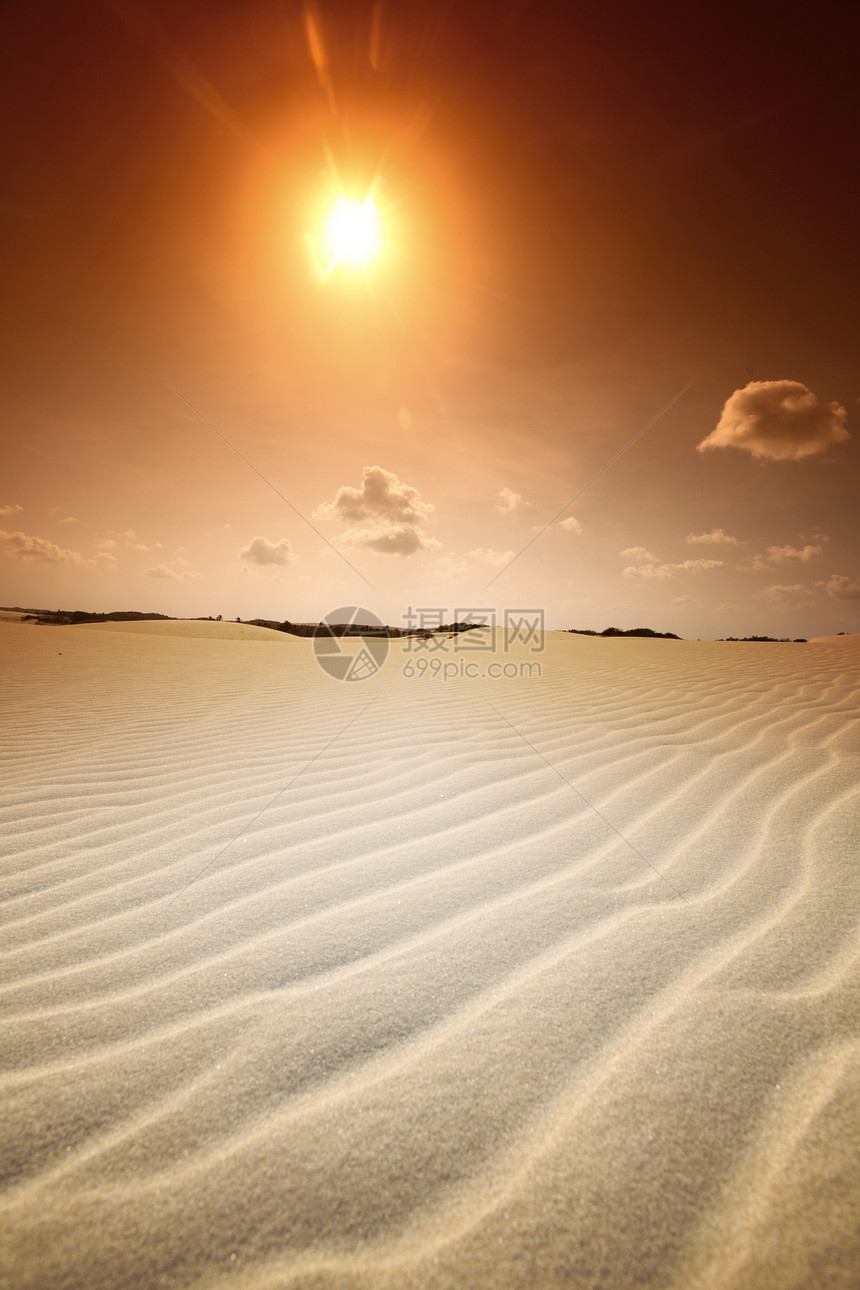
top-left (1, 622), bottom-right (859, 1289)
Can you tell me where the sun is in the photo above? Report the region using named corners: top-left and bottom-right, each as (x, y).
top-left (323, 195), bottom-right (381, 271)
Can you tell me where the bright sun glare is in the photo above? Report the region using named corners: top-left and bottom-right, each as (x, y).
top-left (324, 195), bottom-right (381, 270)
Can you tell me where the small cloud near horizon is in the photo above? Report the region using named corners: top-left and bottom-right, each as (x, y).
top-left (145, 558), bottom-right (200, 580)
top-left (497, 487), bottom-right (525, 513)
top-left (239, 536), bottom-right (296, 567)
top-left (624, 558), bottom-right (723, 580)
top-left (431, 546), bottom-right (514, 579)
top-left (699, 380), bottom-right (849, 461)
top-left (102, 528), bottom-right (161, 552)
top-left (465, 547), bottom-right (515, 567)
top-left (687, 528), bottom-right (741, 545)
top-left (559, 516), bottom-right (582, 534)
top-left (0, 503), bottom-right (23, 517)
top-left (764, 543), bottom-right (824, 564)
top-left (756, 583), bottom-right (808, 601)
top-left (341, 524), bottom-right (438, 556)
top-left (620, 546), bottom-right (659, 564)
top-left (826, 574), bottom-right (860, 600)
top-left (747, 542), bottom-right (825, 571)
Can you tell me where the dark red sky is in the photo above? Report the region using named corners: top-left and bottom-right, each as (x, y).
top-left (1, 0), bottom-right (858, 633)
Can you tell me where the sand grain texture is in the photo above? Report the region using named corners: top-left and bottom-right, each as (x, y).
top-left (1, 623), bottom-right (859, 1289)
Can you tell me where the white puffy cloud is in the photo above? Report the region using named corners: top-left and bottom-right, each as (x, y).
top-left (624, 558), bottom-right (723, 580)
top-left (826, 574), bottom-right (860, 600)
top-left (686, 528), bottom-right (741, 545)
top-left (146, 564), bottom-right (181, 580)
top-left (239, 536), bottom-right (296, 567)
top-left (316, 466), bottom-right (434, 557)
top-left (497, 487), bottom-right (525, 513)
top-left (0, 529), bottom-right (83, 563)
top-left (0, 504), bottom-right (23, 517)
top-left (699, 380), bottom-right (849, 461)
top-left (559, 516), bottom-right (582, 534)
top-left (317, 465), bottom-right (433, 525)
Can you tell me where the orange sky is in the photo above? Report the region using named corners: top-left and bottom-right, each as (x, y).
top-left (1, 0), bottom-right (858, 636)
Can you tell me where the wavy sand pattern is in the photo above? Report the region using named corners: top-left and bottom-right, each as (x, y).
top-left (1, 621), bottom-right (859, 1288)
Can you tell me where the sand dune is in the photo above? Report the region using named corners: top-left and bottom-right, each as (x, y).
top-left (1, 622), bottom-right (858, 1289)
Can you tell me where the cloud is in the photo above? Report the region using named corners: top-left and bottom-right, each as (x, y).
top-left (239, 536), bottom-right (296, 567)
top-left (686, 528), bottom-right (741, 545)
top-left (559, 516), bottom-right (582, 534)
top-left (103, 528), bottom-right (160, 551)
top-left (60, 516), bottom-right (81, 524)
top-left (620, 546), bottom-right (659, 564)
top-left (0, 529), bottom-right (83, 563)
top-left (756, 583), bottom-right (808, 601)
top-left (464, 547), bottom-right (515, 567)
top-left (826, 574), bottom-right (860, 600)
top-left (431, 547), bottom-right (514, 579)
top-left (763, 543), bottom-right (823, 564)
top-left (317, 465), bottom-right (433, 525)
top-left (699, 380), bottom-right (849, 461)
top-left (146, 564), bottom-right (181, 580)
top-left (431, 553), bottom-right (468, 580)
top-left (0, 504), bottom-right (23, 517)
top-left (341, 525), bottom-right (439, 556)
top-left (98, 538), bottom-right (118, 551)
top-left (497, 487), bottom-right (525, 513)
top-left (624, 558), bottom-right (723, 580)
top-left (746, 542), bottom-right (826, 570)
top-left (671, 594), bottom-right (698, 605)
top-left (316, 465), bottom-right (434, 557)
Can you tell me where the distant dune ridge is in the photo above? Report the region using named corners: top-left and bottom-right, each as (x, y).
top-left (1, 620), bottom-right (859, 1289)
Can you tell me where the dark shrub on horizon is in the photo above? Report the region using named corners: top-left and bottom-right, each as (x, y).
top-left (567, 626), bottom-right (681, 640)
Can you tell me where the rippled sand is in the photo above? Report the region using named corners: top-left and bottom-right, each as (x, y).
top-left (2, 620), bottom-right (859, 1289)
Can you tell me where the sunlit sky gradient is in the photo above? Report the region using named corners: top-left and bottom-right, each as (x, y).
top-left (2, 0), bottom-right (858, 637)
